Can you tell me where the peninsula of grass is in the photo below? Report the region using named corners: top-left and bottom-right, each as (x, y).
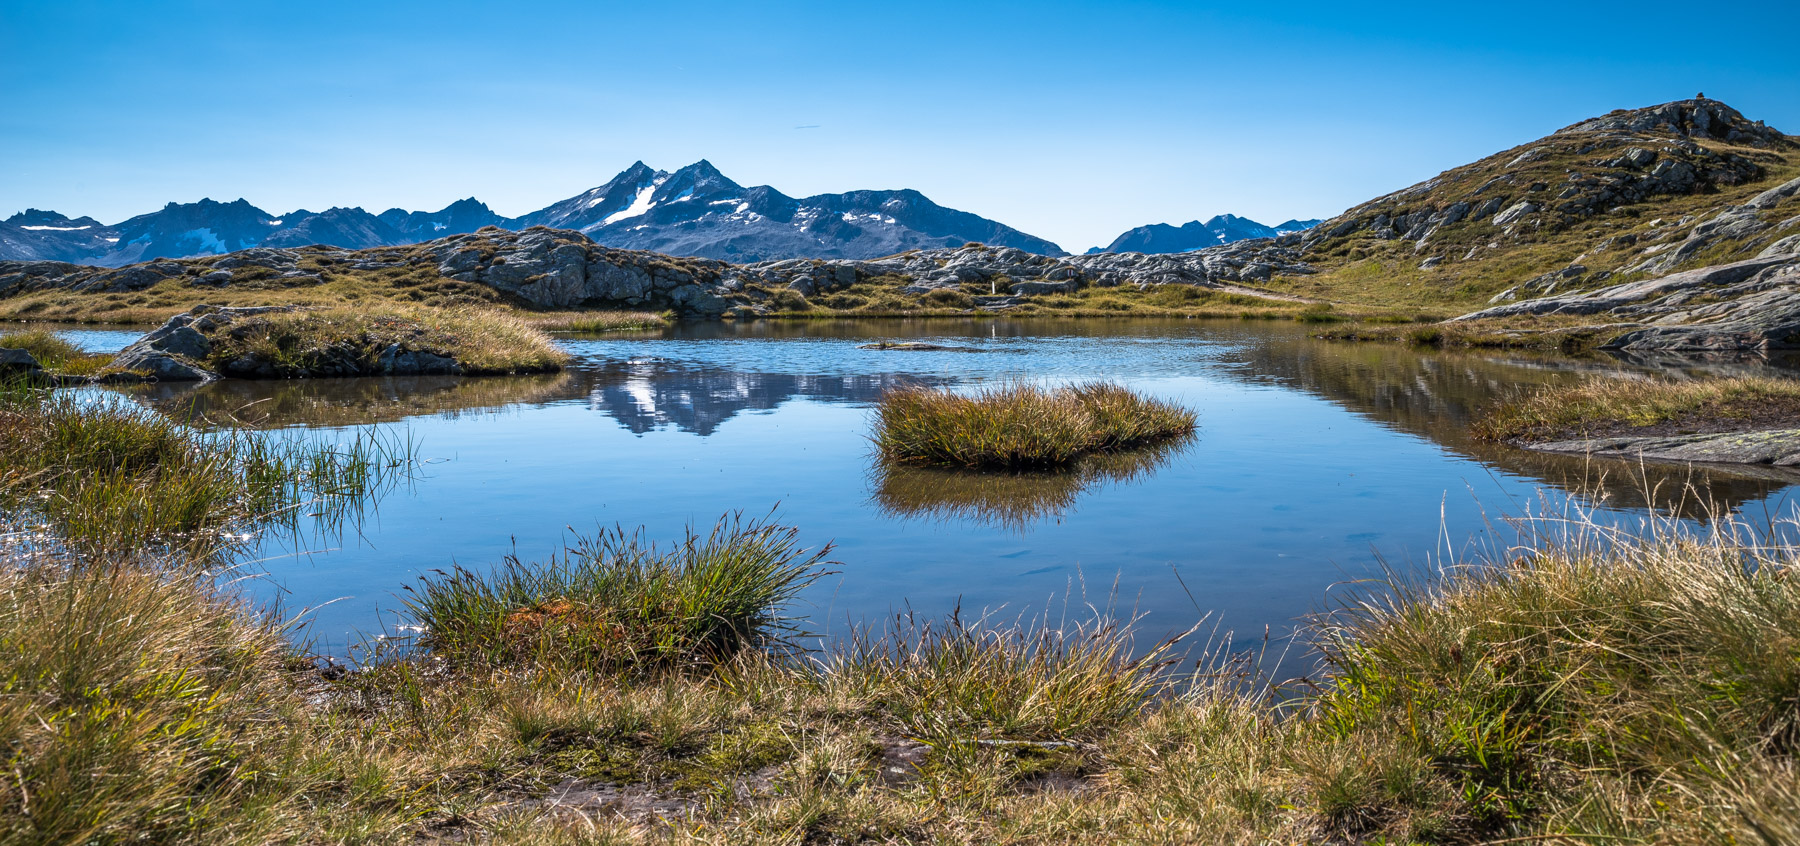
top-left (186, 305), bottom-right (569, 378)
top-left (0, 329), bottom-right (113, 377)
top-left (523, 309), bottom-right (670, 333)
top-left (1473, 374), bottom-right (1800, 443)
top-left (874, 381), bottom-right (1196, 469)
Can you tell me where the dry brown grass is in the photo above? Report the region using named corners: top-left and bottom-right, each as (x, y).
top-left (1473, 374), bottom-right (1800, 442)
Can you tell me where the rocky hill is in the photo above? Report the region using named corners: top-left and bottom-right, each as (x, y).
top-left (1093, 215), bottom-right (1320, 254)
top-left (1, 162), bottom-right (1064, 267)
top-left (1269, 97), bottom-right (1798, 315)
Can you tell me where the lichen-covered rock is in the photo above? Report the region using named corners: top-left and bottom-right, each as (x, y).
top-left (1528, 428), bottom-right (1800, 467)
top-left (1452, 255), bottom-right (1800, 350)
top-left (0, 347), bottom-right (43, 375)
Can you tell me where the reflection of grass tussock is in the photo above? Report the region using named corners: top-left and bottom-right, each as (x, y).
top-left (875, 381), bottom-right (1196, 469)
top-left (872, 438), bottom-right (1189, 531)
top-left (1474, 374), bottom-right (1800, 442)
top-left (135, 371), bottom-right (575, 429)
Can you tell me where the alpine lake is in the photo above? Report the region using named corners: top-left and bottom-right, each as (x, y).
top-left (49, 319), bottom-right (1800, 664)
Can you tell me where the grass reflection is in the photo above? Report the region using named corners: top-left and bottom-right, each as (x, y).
top-left (871, 435), bottom-right (1194, 532)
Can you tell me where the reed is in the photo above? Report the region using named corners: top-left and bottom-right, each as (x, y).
top-left (872, 381), bottom-right (1196, 469)
top-left (0, 388), bottom-right (410, 557)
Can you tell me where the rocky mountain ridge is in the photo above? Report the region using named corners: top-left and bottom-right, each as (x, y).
top-left (1092, 215), bottom-right (1321, 254)
top-left (0, 161), bottom-right (1063, 267)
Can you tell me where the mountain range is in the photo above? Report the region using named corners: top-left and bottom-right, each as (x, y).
top-left (1089, 215), bottom-right (1322, 254)
top-left (1, 161), bottom-right (1313, 267)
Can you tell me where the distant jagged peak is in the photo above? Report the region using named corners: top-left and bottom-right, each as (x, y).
top-left (1557, 96), bottom-right (1789, 148)
top-left (5, 208), bottom-right (104, 229)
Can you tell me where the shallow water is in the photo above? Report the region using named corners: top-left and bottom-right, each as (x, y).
top-left (55, 319), bottom-right (1800, 659)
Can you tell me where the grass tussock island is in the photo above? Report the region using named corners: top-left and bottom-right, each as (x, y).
top-left (189, 305), bottom-right (569, 378)
top-left (1474, 374), bottom-right (1800, 443)
top-left (5, 399), bottom-right (1800, 842)
top-left (873, 382), bottom-right (1197, 470)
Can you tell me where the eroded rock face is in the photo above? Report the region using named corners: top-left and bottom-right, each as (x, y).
top-left (1453, 255), bottom-right (1800, 350)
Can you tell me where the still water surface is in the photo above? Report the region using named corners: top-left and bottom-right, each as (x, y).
top-left (61, 319), bottom-right (1800, 657)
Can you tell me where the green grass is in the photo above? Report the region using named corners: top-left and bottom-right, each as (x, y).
top-left (873, 381), bottom-right (1197, 469)
top-left (0, 329), bottom-right (113, 376)
top-left (403, 514), bottom-right (833, 673)
top-left (0, 387), bottom-right (410, 557)
top-left (1472, 374), bottom-right (1800, 442)
top-left (6, 501), bottom-right (1800, 842)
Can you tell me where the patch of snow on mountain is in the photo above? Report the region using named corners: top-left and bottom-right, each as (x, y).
top-left (184, 228), bottom-right (227, 254)
top-left (708, 198), bottom-right (740, 206)
top-left (268, 219), bottom-right (283, 226)
top-left (19, 225), bottom-right (91, 231)
top-left (603, 182), bottom-right (662, 226)
top-left (667, 188), bottom-right (694, 203)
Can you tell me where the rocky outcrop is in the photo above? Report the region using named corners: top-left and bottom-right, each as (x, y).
top-left (95, 304), bottom-right (519, 382)
top-left (1451, 255), bottom-right (1800, 350)
top-left (98, 306), bottom-right (302, 382)
top-left (1527, 428), bottom-right (1800, 467)
top-left (1558, 98), bottom-right (1788, 148)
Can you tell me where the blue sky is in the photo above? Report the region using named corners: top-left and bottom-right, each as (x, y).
top-left (4, 1), bottom-right (1797, 251)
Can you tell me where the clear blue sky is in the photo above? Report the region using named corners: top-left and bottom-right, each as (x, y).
top-left (4, 0), bottom-right (1797, 251)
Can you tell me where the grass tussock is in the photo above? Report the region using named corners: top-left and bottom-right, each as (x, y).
top-left (199, 305), bottom-right (569, 377)
top-left (404, 514), bottom-right (833, 673)
top-left (0, 329), bottom-right (113, 376)
top-left (523, 309), bottom-right (670, 333)
top-left (1474, 374), bottom-right (1800, 442)
top-left (0, 388), bottom-right (409, 557)
top-left (0, 560), bottom-right (304, 845)
top-left (874, 381), bottom-right (1196, 469)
